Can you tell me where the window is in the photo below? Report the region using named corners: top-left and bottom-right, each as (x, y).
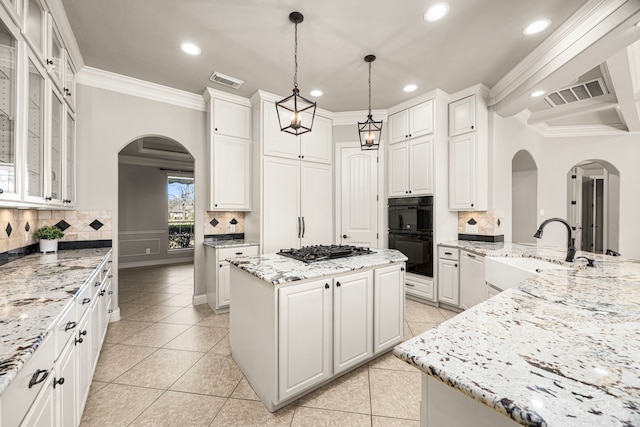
top-left (168, 175), bottom-right (194, 250)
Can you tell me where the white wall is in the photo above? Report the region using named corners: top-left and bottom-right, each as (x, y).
top-left (491, 112), bottom-right (640, 260)
top-left (512, 170), bottom-right (537, 243)
top-left (75, 84), bottom-right (207, 310)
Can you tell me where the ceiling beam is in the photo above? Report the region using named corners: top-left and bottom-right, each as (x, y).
top-left (527, 94), bottom-right (618, 125)
top-left (490, 0), bottom-right (640, 117)
top-left (605, 42), bottom-right (640, 131)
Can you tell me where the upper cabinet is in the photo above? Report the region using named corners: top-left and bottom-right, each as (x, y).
top-left (205, 89), bottom-right (252, 211)
top-left (447, 94), bottom-right (488, 211)
top-left (24, 0), bottom-right (45, 59)
top-left (0, 19), bottom-right (18, 201)
top-left (389, 100), bottom-right (433, 144)
top-left (388, 135), bottom-right (433, 197)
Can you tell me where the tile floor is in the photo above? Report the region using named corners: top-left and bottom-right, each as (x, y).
top-left (80, 263), bottom-right (458, 426)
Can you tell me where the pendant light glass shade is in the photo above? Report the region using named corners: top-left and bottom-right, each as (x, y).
top-left (275, 12), bottom-right (316, 136)
top-left (358, 55), bottom-right (382, 150)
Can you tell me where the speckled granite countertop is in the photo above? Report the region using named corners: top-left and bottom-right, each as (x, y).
top-left (203, 239), bottom-right (259, 248)
top-left (394, 241), bottom-right (640, 426)
top-left (228, 249), bottom-right (407, 285)
top-left (0, 248), bottom-right (111, 395)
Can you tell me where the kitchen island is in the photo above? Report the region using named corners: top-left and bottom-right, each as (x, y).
top-left (394, 241), bottom-right (640, 426)
top-left (228, 249), bottom-right (407, 411)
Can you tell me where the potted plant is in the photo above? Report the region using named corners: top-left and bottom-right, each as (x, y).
top-left (34, 226), bottom-right (65, 253)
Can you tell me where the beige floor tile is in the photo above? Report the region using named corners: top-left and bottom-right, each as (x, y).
top-left (163, 326), bottom-right (228, 352)
top-left (87, 380), bottom-right (109, 395)
top-left (369, 351), bottom-right (417, 372)
top-left (297, 365), bottom-right (371, 414)
top-left (291, 406), bottom-right (372, 426)
top-left (118, 291), bottom-right (147, 304)
top-left (372, 416), bottom-right (420, 427)
top-left (404, 300), bottom-right (446, 323)
top-left (369, 369), bottom-right (421, 420)
top-left (407, 321), bottom-right (440, 337)
top-left (127, 292), bottom-right (175, 305)
top-left (210, 398), bottom-right (295, 427)
top-left (126, 323), bottom-right (190, 347)
top-left (80, 383), bottom-right (163, 426)
top-left (439, 307), bottom-right (459, 320)
top-left (197, 312), bottom-right (230, 328)
top-left (208, 333), bottom-right (231, 356)
top-left (159, 305), bottom-right (213, 325)
top-left (130, 391), bottom-right (225, 426)
top-left (126, 305), bottom-right (183, 322)
top-left (119, 303), bottom-right (153, 319)
top-left (230, 377), bottom-right (260, 401)
top-left (162, 284), bottom-right (194, 294)
top-left (157, 293), bottom-right (193, 307)
top-left (114, 348), bottom-right (203, 389)
top-left (170, 352), bottom-right (243, 397)
top-left (93, 344), bottom-right (157, 382)
top-left (104, 320), bottom-right (154, 345)
top-left (403, 321), bottom-right (413, 341)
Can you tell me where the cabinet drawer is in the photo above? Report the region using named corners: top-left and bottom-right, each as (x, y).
top-left (217, 245), bottom-right (259, 261)
top-left (75, 282), bottom-right (92, 319)
top-left (54, 300), bottom-right (78, 358)
top-left (405, 279), bottom-right (434, 300)
top-left (438, 247), bottom-right (459, 260)
top-left (1, 333), bottom-right (55, 427)
top-left (89, 268), bottom-right (102, 300)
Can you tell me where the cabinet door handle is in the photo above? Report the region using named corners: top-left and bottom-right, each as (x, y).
top-left (220, 264), bottom-right (223, 268)
top-left (467, 254), bottom-right (476, 259)
top-left (75, 337), bottom-right (83, 345)
top-left (45, 196), bottom-right (52, 201)
top-left (454, 263), bottom-right (458, 267)
top-left (324, 283), bottom-right (329, 289)
top-left (95, 281), bottom-right (101, 287)
top-left (82, 297), bottom-right (91, 305)
top-left (65, 321), bottom-right (77, 331)
top-left (99, 290), bottom-right (106, 297)
top-left (336, 281), bottom-right (341, 287)
top-left (401, 267), bottom-right (405, 271)
top-left (53, 377), bottom-right (65, 389)
top-left (471, 203), bottom-right (474, 207)
top-left (80, 330), bottom-right (87, 336)
top-left (301, 217), bottom-right (305, 238)
top-left (471, 125), bottom-right (474, 130)
top-left (406, 283), bottom-right (414, 287)
top-left (342, 234), bottom-right (350, 239)
top-left (29, 369), bottom-right (49, 388)
top-left (297, 217), bottom-right (302, 239)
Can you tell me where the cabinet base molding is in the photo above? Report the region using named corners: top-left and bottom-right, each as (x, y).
top-left (437, 301), bottom-right (464, 313)
top-left (108, 307), bottom-right (121, 322)
top-left (192, 294), bottom-right (208, 306)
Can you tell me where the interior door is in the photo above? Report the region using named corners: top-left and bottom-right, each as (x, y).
top-left (339, 147), bottom-right (378, 247)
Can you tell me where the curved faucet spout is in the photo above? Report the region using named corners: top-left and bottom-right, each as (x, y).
top-left (533, 217), bottom-right (576, 262)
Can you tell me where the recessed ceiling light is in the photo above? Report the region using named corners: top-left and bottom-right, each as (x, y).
top-left (403, 84), bottom-right (418, 92)
top-left (180, 42), bottom-right (201, 55)
top-left (531, 90), bottom-right (545, 97)
top-left (424, 3), bottom-right (449, 22)
top-left (523, 19), bottom-right (551, 35)
top-left (636, 21), bottom-right (640, 27)
top-left (310, 89), bottom-right (323, 97)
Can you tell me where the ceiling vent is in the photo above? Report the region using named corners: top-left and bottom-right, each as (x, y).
top-left (209, 71), bottom-right (244, 89)
top-left (545, 78), bottom-right (608, 107)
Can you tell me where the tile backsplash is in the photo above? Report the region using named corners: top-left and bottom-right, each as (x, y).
top-left (458, 210), bottom-right (504, 240)
top-left (204, 211), bottom-right (245, 235)
top-left (0, 209), bottom-right (112, 253)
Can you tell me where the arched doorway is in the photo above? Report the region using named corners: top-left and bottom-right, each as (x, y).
top-left (117, 135), bottom-right (195, 296)
top-left (511, 150), bottom-right (537, 243)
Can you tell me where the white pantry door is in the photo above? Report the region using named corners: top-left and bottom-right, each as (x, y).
top-left (339, 146), bottom-right (378, 247)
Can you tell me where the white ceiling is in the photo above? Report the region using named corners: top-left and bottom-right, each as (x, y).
top-left (61, 0), bottom-right (640, 131)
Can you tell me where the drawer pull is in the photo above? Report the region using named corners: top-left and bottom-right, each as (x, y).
top-left (108, 290), bottom-right (113, 295)
top-left (95, 281), bottom-right (101, 287)
top-left (103, 269), bottom-right (108, 273)
top-left (235, 252), bottom-right (243, 255)
top-left (65, 321), bottom-right (77, 331)
top-left (108, 274), bottom-right (113, 278)
top-left (82, 297), bottom-right (91, 305)
top-left (108, 260), bottom-right (113, 263)
top-left (108, 309), bottom-right (113, 314)
top-left (53, 377), bottom-right (65, 388)
top-left (444, 252), bottom-right (452, 255)
top-left (406, 283), bottom-right (415, 287)
top-left (336, 281), bottom-right (341, 287)
top-left (29, 369), bottom-right (49, 388)
top-left (467, 254), bottom-right (476, 259)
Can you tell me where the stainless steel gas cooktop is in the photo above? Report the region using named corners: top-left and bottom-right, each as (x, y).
top-left (277, 245), bottom-right (373, 263)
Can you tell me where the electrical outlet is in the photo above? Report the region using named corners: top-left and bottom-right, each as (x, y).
top-left (145, 248), bottom-right (151, 254)
top-left (230, 224), bottom-right (236, 233)
top-left (24, 232), bottom-right (31, 244)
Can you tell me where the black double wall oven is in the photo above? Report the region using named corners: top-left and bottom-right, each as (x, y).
top-left (388, 196), bottom-right (434, 278)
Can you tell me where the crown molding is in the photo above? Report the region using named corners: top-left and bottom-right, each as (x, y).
top-left (202, 87), bottom-right (251, 107)
top-left (332, 110), bottom-right (388, 126)
top-left (516, 110), bottom-right (630, 137)
top-left (77, 67), bottom-right (206, 111)
top-left (44, 0), bottom-right (85, 71)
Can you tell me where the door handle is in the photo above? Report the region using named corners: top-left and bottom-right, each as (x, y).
top-left (301, 217), bottom-right (306, 238)
top-left (342, 234), bottom-right (350, 239)
top-left (297, 217), bottom-right (301, 238)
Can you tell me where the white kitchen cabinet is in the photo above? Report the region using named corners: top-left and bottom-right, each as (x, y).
top-left (459, 251), bottom-right (485, 310)
top-left (373, 264), bottom-right (405, 353)
top-left (205, 244), bottom-right (259, 313)
top-left (388, 135), bottom-right (433, 197)
top-left (333, 271), bottom-right (373, 374)
top-left (405, 274), bottom-right (435, 301)
top-left (75, 310), bottom-right (91, 419)
top-left (205, 90), bottom-right (252, 211)
top-left (24, 0), bottom-right (47, 59)
top-left (438, 248), bottom-right (459, 307)
top-left (486, 283), bottom-right (500, 300)
top-left (19, 370), bottom-right (56, 427)
top-left (449, 95), bottom-right (476, 137)
top-left (0, 25), bottom-right (19, 202)
top-left (262, 157), bottom-right (332, 253)
top-left (389, 100), bottom-right (433, 144)
top-left (211, 135), bottom-right (250, 210)
top-left (55, 336), bottom-right (77, 427)
top-left (278, 278), bottom-right (333, 401)
top-left (449, 133), bottom-right (476, 210)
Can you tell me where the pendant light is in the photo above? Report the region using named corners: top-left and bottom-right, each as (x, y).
top-left (358, 55), bottom-right (383, 150)
top-left (275, 11), bottom-right (316, 136)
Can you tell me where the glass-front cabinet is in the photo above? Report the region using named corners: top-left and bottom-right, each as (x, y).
top-left (48, 20), bottom-right (62, 87)
top-left (0, 20), bottom-right (17, 199)
top-left (49, 88), bottom-right (63, 202)
top-left (25, 57), bottom-right (44, 201)
top-left (24, 0), bottom-right (45, 59)
top-left (64, 111), bottom-right (74, 204)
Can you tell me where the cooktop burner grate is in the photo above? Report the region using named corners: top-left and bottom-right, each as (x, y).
top-left (277, 245), bottom-right (373, 263)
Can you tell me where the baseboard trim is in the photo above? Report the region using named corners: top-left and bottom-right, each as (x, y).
top-left (109, 307), bottom-right (121, 322)
top-left (119, 257), bottom-right (194, 269)
top-left (193, 294), bottom-right (207, 306)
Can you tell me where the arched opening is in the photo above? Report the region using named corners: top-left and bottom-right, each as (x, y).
top-left (567, 159), bottom-right (620, 254)
top-left (117, 135), bottom-right (195, 298)
top-left (511, 150), bottom-right (538, 243)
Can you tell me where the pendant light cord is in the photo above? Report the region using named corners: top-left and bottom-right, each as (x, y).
top-left (368, 61), bottom-right (372, 116)
top-left (294, 21), bottom-right (298, 89)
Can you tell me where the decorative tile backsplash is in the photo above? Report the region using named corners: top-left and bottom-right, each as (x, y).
top-left (205, 211), bottom-right (245, 235)
top-left (458, 210), bottom-right (504, 240)
top-left (0, 209), bottom-right (112, 253)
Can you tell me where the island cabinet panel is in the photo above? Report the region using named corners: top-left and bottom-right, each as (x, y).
top-left (373, 264), bottom-right (405, 353)
top-left (278, 279), bottom-right (333, 401)
top-left (333, 271), bottom-right (373, 375)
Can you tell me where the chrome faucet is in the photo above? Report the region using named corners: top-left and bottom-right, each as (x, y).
top-left (533, 218), bottom-right (576, 262)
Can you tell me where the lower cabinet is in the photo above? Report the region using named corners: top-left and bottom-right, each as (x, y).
top-left (438, 248), bottom-right (460, 306)
top-left (205, 245), bottom-right (260, 313)
top-left (55, 337), bottom-right (77, 427)
top-left (20, 370), bottom-right (56, 427)
top-left (459, 251), bottom-right (485, 310)
top-left (231, 262), bottom-right (405, 412)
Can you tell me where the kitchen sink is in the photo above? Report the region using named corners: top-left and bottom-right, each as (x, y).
top-left (485, 257), bottom-right (571, 291)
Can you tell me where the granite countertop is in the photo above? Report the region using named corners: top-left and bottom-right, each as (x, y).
top-left (203, 239), bottom-right (259, 249)
top-left (0, 248), bottom-right (111, 395)
top-left (228, 249), bottom-right (408, 285)
top-left (394, 241), bottom-right (640, 426)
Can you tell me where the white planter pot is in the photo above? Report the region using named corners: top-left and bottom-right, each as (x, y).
top-left (39, 239), bottom-right (58, 253)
